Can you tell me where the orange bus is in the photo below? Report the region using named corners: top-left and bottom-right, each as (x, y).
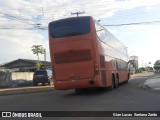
top-left (49, 16), bottom-right (129, 91)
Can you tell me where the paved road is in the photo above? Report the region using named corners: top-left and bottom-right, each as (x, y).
top-left (0, 73), bottom-right (160, 120)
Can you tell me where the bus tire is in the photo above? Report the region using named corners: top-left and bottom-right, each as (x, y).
top-left (108, 78), bottom-right (114, 90)
top-left (114, 74), bottom-right (119, 88)
top-left (124, 80), bottom-right (128, 84)
top-left (128, 73), bottom-right (130, 80)
top-left (75, 89), bottom-right (83, 93)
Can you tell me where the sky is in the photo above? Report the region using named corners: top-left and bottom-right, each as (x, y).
top-left (0, 0), bottom-right (160, 67)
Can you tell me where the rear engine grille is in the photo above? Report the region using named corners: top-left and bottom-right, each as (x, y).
top-left (54, 49), bottom-right (92, 64)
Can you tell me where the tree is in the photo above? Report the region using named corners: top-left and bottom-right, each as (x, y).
top-left (31, 45), bottom-right (44, 61)
top-left (154, 60), bottom-right (160, 73)
top-left (35, 60), bottom-right (42, 70)
top-left (146, 66), bottom-right (153, 72)
top-left (31, 45), bottom-right (45, 69)
top-left (138, 67), bottom-right (146, 71)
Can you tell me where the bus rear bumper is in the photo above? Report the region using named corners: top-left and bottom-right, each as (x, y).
top-left (54, 76), bottom-right (100, 90)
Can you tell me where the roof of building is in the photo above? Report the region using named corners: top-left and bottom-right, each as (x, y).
top-left (0, 59), bottom-right (51, 69)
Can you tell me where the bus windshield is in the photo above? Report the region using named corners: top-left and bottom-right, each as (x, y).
top-left (49, 17), bottom-right (90, 38)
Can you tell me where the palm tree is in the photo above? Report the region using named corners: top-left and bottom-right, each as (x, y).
top-left (31, 45), bottom-right (45, 69)
top-left (31, 45), bottom-right (44, 61)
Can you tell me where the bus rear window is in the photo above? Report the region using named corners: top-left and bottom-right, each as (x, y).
top-left (49, 17), bottom-right (90, 38)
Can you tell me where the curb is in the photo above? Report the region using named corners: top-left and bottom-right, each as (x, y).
top-left (140, 83), bottom-right (151, 90)
top-left (0, 86), bottom-right (54, 96)
top-left (139, 74), bottom-right (160, 93)
top-left (140, 83), bottom-right (160, 93)
top-left (138, 73), bottom-right (154, 90)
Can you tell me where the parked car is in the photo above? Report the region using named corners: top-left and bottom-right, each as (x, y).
top-left (33, 69), bottom-right (51, 86)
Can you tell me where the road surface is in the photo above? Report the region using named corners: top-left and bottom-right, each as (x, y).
top-left (0, 73), bottom-right (160, 120)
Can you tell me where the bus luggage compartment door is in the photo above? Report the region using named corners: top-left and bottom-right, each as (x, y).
top-left (100, 55), bottom-right (107, 85)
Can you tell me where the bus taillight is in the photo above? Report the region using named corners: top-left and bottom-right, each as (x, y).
top-left (94, 63), bottom-right (99, 75)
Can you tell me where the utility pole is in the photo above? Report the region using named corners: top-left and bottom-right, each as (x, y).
top-left (41, 7), bottom-right (44, 16)
top-left (142, 60), bottom-right (144, 67)
top-left (19, 9), bottom-right (21, 16)
top-left (71, 11), bottom-right (85, 17)
top-left (44, 49), bottom-right (46, 69)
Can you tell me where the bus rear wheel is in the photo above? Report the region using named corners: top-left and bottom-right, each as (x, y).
top-left (75, 89), bottom-right (83, 93)
top-left (109, 74), bottom-right (119, 90)
top-left (114, 77), bottom-right (119, 88)
top-left (108, 78), bottom-right (114, 90)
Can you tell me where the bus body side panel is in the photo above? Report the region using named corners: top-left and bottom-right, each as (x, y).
top-left (105, 61), bottom-right (113, 87)
top-left (97, 40), bottom-right (130, 88)
top-left (90, 18), bottom-right (104, 87)
top-left (95, 28), bottom-right (129, 88)
top-left (118, 70), bottom-right (129, 83)
top-left (96, 36), bottom-right (111, 87)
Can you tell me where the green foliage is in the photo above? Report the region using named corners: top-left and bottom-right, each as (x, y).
top-left (154, 65), bottom-right (160, 70)
top-left (31, 45), bottom-right (45, 61)
top-left (35, 61), bottom-right (42, 70)
top-left (138, 67), bottom-right (146, 71)
top-left (137, 66), bottom-right (153, 73)
top-left (154, 60), bottom-right (160, 72)
top-left (146, 66), bottom-right (153, 72)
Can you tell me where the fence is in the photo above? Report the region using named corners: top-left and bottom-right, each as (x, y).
top-left (11, 72), bottom-right (34, 87)
top-left (12, 72), bottom-right (34, 81)
top-left (0, 71), bottom-right (12, 88)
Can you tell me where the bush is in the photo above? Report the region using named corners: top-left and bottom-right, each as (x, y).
top-left (138, 67), bottom-right (145, 71)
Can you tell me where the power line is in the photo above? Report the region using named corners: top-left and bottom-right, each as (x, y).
top-left (0, 3), bottom-right (17, 10)
top-left (0, 26), bottom-right (47, 30)
top-left (0, 3), bottom-right (160, 23)
top-left (0, 11), bottom-right (33, 25)
top-left (0, 11), bottom-right (41, 27)
top-left (103, 21), bottom-right (160, 26)
top-left (1, 2), bottom-right (160, 30)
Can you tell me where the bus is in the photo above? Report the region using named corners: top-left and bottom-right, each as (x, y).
top-left (48, 16), bottom-right (129, 91)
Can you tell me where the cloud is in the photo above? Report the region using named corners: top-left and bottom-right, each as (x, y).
top-left (0, 29), bottom-right (49, 64)
top-left (113, 24), bottom-right (160, 66)
top-left (1, 0), bottom-right (160, 64)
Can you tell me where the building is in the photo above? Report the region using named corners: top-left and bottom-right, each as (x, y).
top-left (0, 59), bottom-right (51, 72)
top-left (129, 56), bottom-right (138, 74)
top-left (129, 56), bottom-right (138, 69)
